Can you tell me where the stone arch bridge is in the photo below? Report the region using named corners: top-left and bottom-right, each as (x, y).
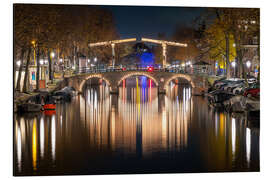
top-left (57, 71), bottom-right (209, 95)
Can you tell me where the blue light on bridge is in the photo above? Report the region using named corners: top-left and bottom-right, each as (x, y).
top-left (140, 52), bottom-right (154, 67)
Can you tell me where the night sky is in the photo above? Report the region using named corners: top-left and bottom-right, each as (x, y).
top-left (101, 5), bottom-right (206, 39)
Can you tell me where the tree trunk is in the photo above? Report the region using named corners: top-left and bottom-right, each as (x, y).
top-left (36, 45), bottom-right (40, 91)
top-left (240, 49), bottom-right (248, 83)
top-left (236, 49), bottom-right (243, 78)
top-left (225, 32), bottom-right (231, 78)
top-left (16, 48), bottom-right (25, 92)
top-left (22, 46), bottom-right (31, 93)
top-left (48, 49), bottom-right (53, 82)
top-left (257, 33), bottom-right (260, 82)
top-left (233, 31), bottom-right (242, 78)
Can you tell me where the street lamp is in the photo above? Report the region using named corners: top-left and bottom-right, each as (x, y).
top-left (31, 40), bottom-right (36, 65)
top-left (246, 61), bottom-right (251, 68)
top-left (246, 61), bottom-right (251, 76)
top-left (232, 61), bottom-right (236, 78)
top-left (16, 60), bottom-right (21, 67)
top-left (51, 52), bottom-right (55, 58)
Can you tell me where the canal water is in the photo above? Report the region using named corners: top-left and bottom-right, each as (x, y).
top-left (14, 76), bottom-right (259, 176)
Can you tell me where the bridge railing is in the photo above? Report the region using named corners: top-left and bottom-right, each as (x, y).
top-left (73, 67), bottom-right (213, 76)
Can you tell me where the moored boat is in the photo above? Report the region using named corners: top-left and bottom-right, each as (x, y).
top-left (44, 110), bottom-right (56, 115)
top-left (43, 104), bottom-right (56, 110)
top-left (18, 103), bottom-right (43, 112)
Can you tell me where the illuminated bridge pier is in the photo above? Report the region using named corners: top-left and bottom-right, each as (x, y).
top-left (57, 70), bottom-right (209, 96)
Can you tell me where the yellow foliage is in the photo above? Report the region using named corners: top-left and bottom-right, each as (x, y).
top-left (206, 19), bottom-right (236, 68)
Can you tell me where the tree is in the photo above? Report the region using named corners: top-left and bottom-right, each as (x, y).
top-left (203, 19), bottom-right (236, 76)
top-left (169, 26), bottom-right (199, 64)
top-left (15, 48), bottom-right (25, 91)
top-left (14, 4), bottom-right (120, 92)
top-left (195, 8), bottom-right (259, 79)
top-left (14, 4), bottom-right (61, 91)
top-left (22, 47), bottom-right (31, 92)
top-left (14, 5), bottom-right (33, 92)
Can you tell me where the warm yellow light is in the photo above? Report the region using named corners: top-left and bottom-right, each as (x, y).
top-left (32, 119), bottom-right (37, 171)
top-left (51, 52), bottom-right (55, 58)
top-left (31, 40), bottom-right (36, 45)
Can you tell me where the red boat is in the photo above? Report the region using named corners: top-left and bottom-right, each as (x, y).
top-left (44, 110), bottom-right (56, 116)
top-left (43, 104), bottom-right (56, 110)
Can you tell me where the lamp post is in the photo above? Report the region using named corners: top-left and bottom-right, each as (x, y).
top-left (94, 57), bottom-right (97, 71)
top-left (51, 52), bottom-right (55, 80)
top-left (181, 63), bottom-right (185, 73)
top-left (215, 62), bottom-right (218, 76)
top-left (246, 60), bottom-right (251, 76)
top-left (16, 60), bottom-right (21, 67)
top-left (31, 40), bottom-right (36, 65)
top-left (231, 61), bottom-right (236, 78)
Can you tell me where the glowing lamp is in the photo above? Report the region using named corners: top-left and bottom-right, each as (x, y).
top-left (51, 52), bottom-right (55, 58)
top-left (246, 61), bottom-right (251, 68)
top-left (16, 61), bottom-right (21, 66)
top-left (147, 66), bottom-right (154, 72)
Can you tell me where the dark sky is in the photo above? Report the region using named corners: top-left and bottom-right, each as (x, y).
top-left (101, 5), bottom-right (206, 39)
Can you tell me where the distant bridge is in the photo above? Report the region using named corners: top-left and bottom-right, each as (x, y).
top-left (57, 68), bottom-right (209, 95)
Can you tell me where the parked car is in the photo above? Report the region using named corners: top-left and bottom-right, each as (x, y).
top-left (246, 75), bottom-right (258, 84)
top-left (213, 77), bottom-right (226, 87)
top-left (225, 80), bottom-right (245, 92)
top-left (214, 79), bottom-right (230, 89)
top-left (243, 84), bottom-right (260, 97)
top-left (232, 83), bottom-right (248, 94)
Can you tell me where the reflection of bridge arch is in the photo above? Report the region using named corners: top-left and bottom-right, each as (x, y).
top-left (164, 74), bottom-right (195, 88)
top-left (117, 72), bottom-right (159, 86)
top-left (79, 74), bottom-right (111, 92)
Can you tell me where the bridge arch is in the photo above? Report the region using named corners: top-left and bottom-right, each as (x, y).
top-left (78, 74), bottom-right (112, 92)
top-left (164, 74), bottom-right (195, 88)
top-left (117, 72), bottom-right (159, 86)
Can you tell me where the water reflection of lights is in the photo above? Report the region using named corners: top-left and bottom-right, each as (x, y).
top-left (16, 121), bottom-right (22, 172)
top-left (51, 115), bottom-right (56, 161)
top-left (231, 118), bottom-right (236, 157)
top-left (215, 112), bottom-right (219, 138)
top-left (246, 127), bottom-right (251, 166)
top-left (32, 118), bottom-right (37, 171)
top-left (111, 106), bottom-right (116, 150)
top-left (162, 104), bottom-right (167, 149)
top-left (94, 90), bottom-right (97, 110)
top-left (219, 113), bottom-right (225, 137)
top-left (14, 80), bottom-right (260, 175)
top-left (40, 117), bottom-right (45, 158)
top-left (82, 85), bottom-right (111, 148)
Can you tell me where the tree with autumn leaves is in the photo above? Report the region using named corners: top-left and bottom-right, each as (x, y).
top-left (197, 8), bottom-right (259, 79)
top-left (14, 4), bottom-right (119, 92)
